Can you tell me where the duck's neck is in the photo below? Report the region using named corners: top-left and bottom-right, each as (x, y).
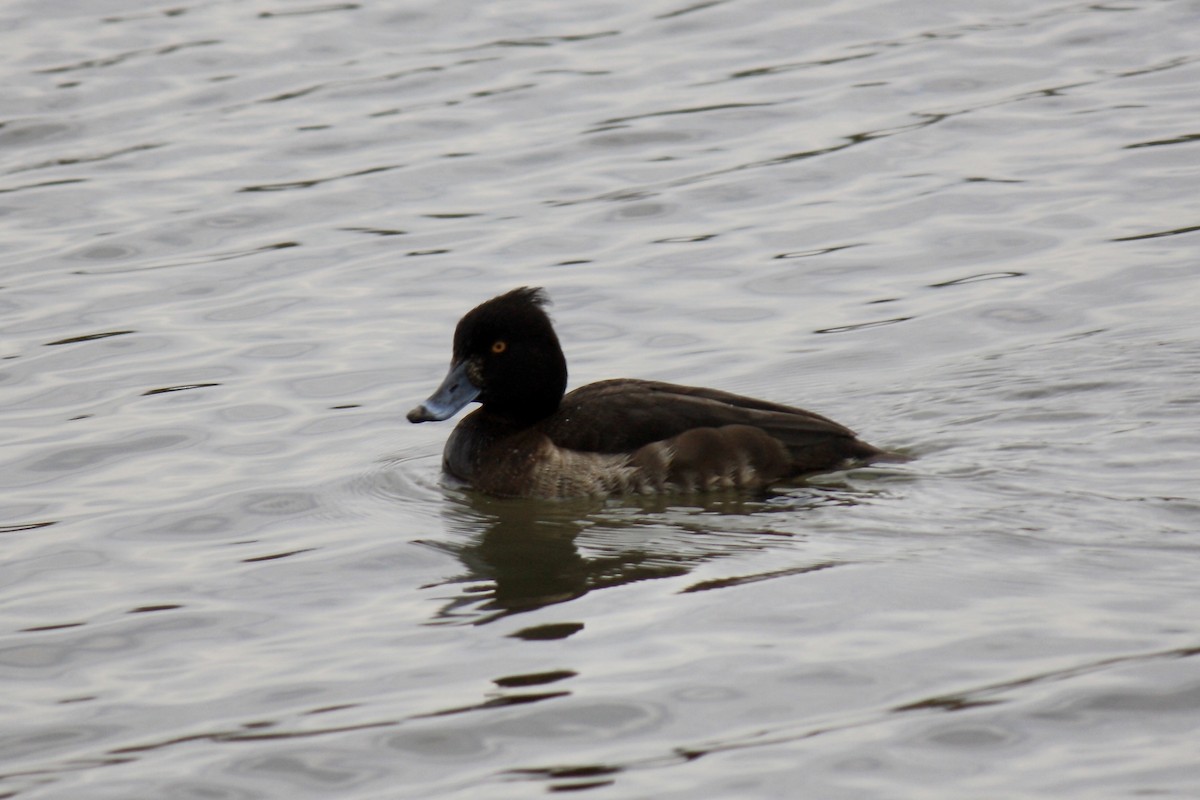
top-left (488, 350), bottom-right (567, 426)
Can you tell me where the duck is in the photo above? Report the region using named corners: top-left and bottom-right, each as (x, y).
top-left (407, 287), bottom-right (896, 499)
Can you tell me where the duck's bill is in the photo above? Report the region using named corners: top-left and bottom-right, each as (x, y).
top-left (407, 360), bottom-right (480, 423)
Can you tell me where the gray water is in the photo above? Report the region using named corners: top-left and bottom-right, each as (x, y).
top-left (3, 1), bottom-right (1199, 797)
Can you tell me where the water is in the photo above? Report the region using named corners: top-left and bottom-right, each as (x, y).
top-left (2, 0), bottom-right (1199, 797)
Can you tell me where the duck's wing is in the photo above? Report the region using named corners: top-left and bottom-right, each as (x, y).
top-left (544, 379), bottom-right (877, 461)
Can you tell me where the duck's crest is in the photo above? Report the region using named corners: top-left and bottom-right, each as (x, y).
top-left (504, 286), bottom-right (549, 308)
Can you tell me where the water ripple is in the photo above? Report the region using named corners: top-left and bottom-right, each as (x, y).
top-left (2, 0), bottom-right (1199, 797)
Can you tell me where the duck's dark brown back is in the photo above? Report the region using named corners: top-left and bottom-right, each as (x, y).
top-left (542, 379), bottom-right (884, 476)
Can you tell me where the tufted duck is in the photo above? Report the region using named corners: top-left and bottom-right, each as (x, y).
top-left (408, 287), bottom-right (896, 498)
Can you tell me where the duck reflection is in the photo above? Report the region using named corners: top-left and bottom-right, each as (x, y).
top-left (417, 486), bottom-right (856, 625)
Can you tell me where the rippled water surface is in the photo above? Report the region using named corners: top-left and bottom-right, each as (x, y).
top-left (3, 0), bottom-right (1199, 797)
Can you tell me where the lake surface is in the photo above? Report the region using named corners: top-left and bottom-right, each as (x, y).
top-left (2, 0), bottom-right (1199, 797)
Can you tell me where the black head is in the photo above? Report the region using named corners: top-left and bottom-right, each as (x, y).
top-left (408, 287), bottom-right (568, 425)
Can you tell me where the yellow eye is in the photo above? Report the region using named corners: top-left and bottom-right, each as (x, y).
top-left (491, 340), bottom-right (507, 354)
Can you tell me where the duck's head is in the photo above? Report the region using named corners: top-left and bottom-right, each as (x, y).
top-left (407, 287), bottom-right (568, 425)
